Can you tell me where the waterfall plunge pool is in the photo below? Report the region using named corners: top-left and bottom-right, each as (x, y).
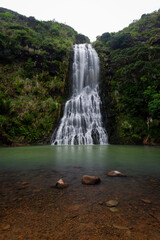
top-left (0, 145), bottom-right (160, 239)
top-left (0, 145), bottom-right (160, 176)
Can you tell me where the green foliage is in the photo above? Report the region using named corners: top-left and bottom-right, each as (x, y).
top-left (100, 32), bottom-right (111, 42)
top-left (0, 7), bottom-right (89, 145)
top-left (0, 98), bottom-right (11, 115)
top-left (0, 12), bottom-right (14, 19)
top-left (108, 33), bottom-right (133, 50)
top-left (21, 58), bottom-right (35, 78)
top-left (23, 113), bottom-right (35, 124)
top-left (148, 93), bottom-right (160, 118)
top-left (94, 10), bottom-right (160, 144)
top-left (75, 34), bottom-right (90, 44)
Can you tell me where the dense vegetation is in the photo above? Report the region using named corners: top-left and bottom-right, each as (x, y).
top-left (0, 8), bottom-right (159, 146)
top-left (93, 10), bottom-right (160, 144)
top-left (0, 8), bottom-right (89, 145)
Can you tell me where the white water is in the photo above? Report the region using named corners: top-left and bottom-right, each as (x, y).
top-left (51, 44), bottom-right (108, 145)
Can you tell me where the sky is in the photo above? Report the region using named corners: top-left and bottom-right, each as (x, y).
top-left (1, 0), bottom-right (159, 42)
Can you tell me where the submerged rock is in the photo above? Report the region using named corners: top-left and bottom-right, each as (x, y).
top-left (141, 199), bottom-right (151, 204)
top-left (22, 182), bottom-right (29, 185)
top-left (18, 186), bottom-right (26, 190)
top-left (113, 224), bottom-right (129, 230)
top-left (2, 224), bottom-right (11, 231)
top-left (81, 175), bottom-right (101, 185)
top-left (109, 207), bottom-right (119, 213)
top-left (106, 200), bottom-right (118, 207)
top-left (107, 170), bottom-right (126, 177)
top-left (125, 230), bottom-right (132, 239)
top-left (55, 179), bottom-right (68, 189)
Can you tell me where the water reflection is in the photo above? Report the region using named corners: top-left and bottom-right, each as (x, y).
top-left (52, 145), bottom-right (109, 168)
top-left (0, 145), bottom-right (159, 177)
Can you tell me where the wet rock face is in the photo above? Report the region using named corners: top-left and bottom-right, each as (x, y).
top-left (81, 175), bottom-right (101, 185)
top-left (107, 170), bottom-right (126, 177)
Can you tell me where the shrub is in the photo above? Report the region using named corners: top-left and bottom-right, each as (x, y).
top-left (0, 98), bottom-right (11, 115)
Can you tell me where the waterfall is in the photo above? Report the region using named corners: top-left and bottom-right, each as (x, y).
top-left (51, 44), bottom-right (108, 145)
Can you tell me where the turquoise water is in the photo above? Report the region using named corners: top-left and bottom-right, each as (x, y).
top-left (0, 145), bottom-right (159, 177)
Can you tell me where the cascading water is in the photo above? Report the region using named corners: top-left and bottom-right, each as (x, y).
top-left (51, 44), bottom-right (108, 145)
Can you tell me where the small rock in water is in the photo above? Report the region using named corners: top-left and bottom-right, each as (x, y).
top-left (74, 166), bottom-right (82, 169)
top-left (125, 230), bottom-right (132, 239)
top-left (81, 175), bottom-right (101, 185)
top-left (107, 170), bottom-right (126, 177)
top-left (18, 186), bottom-right (26, 190)
top-left (106, 200), bottom-right (118, 207)
top-left (141, 199), bottom-right (151, 204)
top-left (2, 224), bottom-right (11, 231)
top-left (22, 182), bottom-right (29, 185)
top-left (109, 207), bottom-right (119, 213)
top-left (55, 179), bottom-right (68, 189)
top-left (98, 201), bottom-right (104, 205)
top-left (113, 224), bottom-right (129, 230)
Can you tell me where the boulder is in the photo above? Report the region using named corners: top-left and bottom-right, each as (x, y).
top-left (81, 175), bottom-right (101, 185)
top-left (55, 179), bottom-right (68, 189)
top-left (107, 170), bottom-right (126, 177)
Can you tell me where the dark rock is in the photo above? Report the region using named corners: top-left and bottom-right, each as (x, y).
top-left (98, 201), bottom-right (104, 205)
top-left (107, 170), bottom-right (126, 177)
top-left (81, 175), bottom-right (101, 185)
top-left (55, 179), bottom-right (68, 189)
top-left (18, 186), bottom-right (26, 190)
